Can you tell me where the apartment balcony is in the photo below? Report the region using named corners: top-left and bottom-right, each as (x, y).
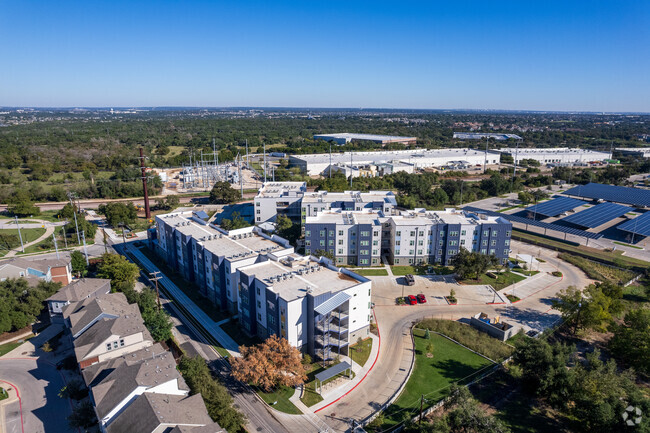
top-left (315, 333), bottom-right (349, 347)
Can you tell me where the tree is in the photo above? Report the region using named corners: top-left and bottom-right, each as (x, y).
top-left (96, 253), bottom-right (140, 291)
top-left (219, 212), bottom-right (250, 231)
top-left (274, 214), bottom-right (300, 244)
top-left (209, 181), bottom-right (239, 204)
top-left (518, 190), bottom-right (534, 205)
top-left (155, 195), bottom-right (179, 211)
top-left (552, 283), bottom-right (621, 334)
top-left (609, 308), bottom-right (650, 374)
top-left (313, 249), bottom-right (334, 261)
top-left (58, 379), bottom-right (88, 400)
top-left (136, 288), bottom-right (173, 342)
top-left (70, 250), bottom-right (87, 277)
top-left (178, 356), bottom-right (246, 432)
top-left (67, 401), bottom-right (97, 429)
top-left (98, 202), bottom-right (138, 228)
top-left (424, 328), bottom-right (431, 340)
top-left (453, 248), bottom-right (497, 280)
top-left (0, 279), bottom-right (61, 333)
top-left (7, 190), bottom-right (40, 217)
top-left (426, 342), bottom-right (434, 357)
top-left (231, 335), bottom-right (308, 392)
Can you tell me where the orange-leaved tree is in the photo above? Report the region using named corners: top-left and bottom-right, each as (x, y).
top-left (231, 335), bottom-right (308, 391)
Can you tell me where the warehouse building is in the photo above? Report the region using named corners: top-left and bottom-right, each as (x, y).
top-left (304, 209), bottom-right (384, 266)
top-left (453, 132), bottom-right (522, 140)
top-left (386, 208), bottom-right (512, 266)
top-left (289, 148), bottom-right (498, 176)
top-left (237, 253), bottom-right (372, 361)
top-left (497, 147), bottom-right (610, 166)
top-left (253, 181), bottom-right (307, 223)
top-left (313, 133), bottom-right (417, 145)
top-left (616, 148), bottom-right (650, 158)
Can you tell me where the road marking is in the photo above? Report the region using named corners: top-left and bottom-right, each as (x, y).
top-left (0, 380), bottom-right (23, 433)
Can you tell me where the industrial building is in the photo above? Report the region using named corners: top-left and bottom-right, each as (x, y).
top-left (304, 209), bottom-right (384, 266)
top-left (289, 148), bottom-right (498, 176)
top-left (155, 211), bottom-right (294, 313)
top-left (313, 133), bottom-right (417, 145)
top-left (386, 208), bottom-right (512, 266)
top-left (616, 148), bottom-right (650, 158)
top-left (253, 181), bottom-right (307, 223)
top-left (453, 132), bottom-right (522, 140)
top-left (237, 253), bottom-right (372, 361)
top-left (497, 147), bottom-right (611, 166)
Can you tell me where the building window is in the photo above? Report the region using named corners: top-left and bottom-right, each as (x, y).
top-left (338, 249), bottom-right (343, 254)
top-left (372, 249), bottom-right (378, 255)
top-left (396, 240), bottom-right (401, 246)
top-left (305, 249), bottom-right (311, 255)
top-left (395, 249), bottom-right (400, 255)
top-left (373, 240), bottom-right (378, 246)
top-left (256, 287), bottom-right (260, 295)
top-left (339, 230), bottom-right (344, 236)
top-left (320, 240), bottom-right (325, 246)
top-left (438, 249), bottom-right (443, 255)
top-left (483, 230), bottom-right (489, 237)
top-left (449, 240), bottom-right (457, 246)
top-left (305, 240), bottom-right (311, 246)
top-left (361, 231), bottom-right (370, 237)
top-left (373, 231), bottom-right (379, 236)
top-left (361, 249), bottom-right (369, 255)
top-left (106, 343), bottom-right (112, 351)
top-left (493, 231), bottom-right (498, 236)
top-left (410, 231), bottom-right (415, 236)
top-left (329, 231), bottom-right (335, 237)
top-left (440, 230), bottom-right (445, 236)
top-left (418, 240), bottom-right (423, 246)
top-left (396, 231), bottom-right (401, 236)
top-left (113, 341), bottom-right (118, 349)
top-left (409, 250), bottom-right (414, 255)
top-left (329, 240), bottom-right (334, 246)
top-left (506, 231), bottom-right (511, 237)
top-left (504, 249), bottom-right (509, 255)
top-left (305, 230), bottom-right (311, 236)
top-left (505, 240), bottom-right (510, 246)
top-left (320, 230), bottom-right (326, 237)
top-left (256, 209), bottom-right (260, 214)
top-left (450, 231), bottom-right (459, 237)
top-left (481, 249), bottom-right (487, 254)
top-left (490, 249), bottom-right (495, 255)
top-left (461, 230), bottom-right (466, 236)
top-left (482, 240), bottom-right (488, 246)
top-left (438, 240), bottom-right (443, 246)
top-left (491, 240), bottom-right (496, 246)
top-left (119, 339), bottom-right (124, 347)
top-left (361, 240), bottom-right (369, 246)
top-left (258, 313), bottom-right (262, 320)
top-left (409, 240), bottom-right (414, 246)
top-left (361, 259), bottom-right (369, 265)
top-left (460, 239), bottom-right (465, 245)
top-left (417, 250), bottom-right (423, 255)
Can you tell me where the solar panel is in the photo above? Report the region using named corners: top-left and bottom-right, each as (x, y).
top-left (524, 197), bottom-right (586, 217)
top-left (617, 212), bottom-right (650, 237)
top-left (561, 202), bottom-right (632, 228)
top-left (464, 206), bottom-right (603, 240)
top-left (564, 183), bottom-right (650, 207)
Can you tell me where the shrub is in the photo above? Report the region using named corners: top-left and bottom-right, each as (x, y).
top-left (552, 271), bottom-right (563, 277)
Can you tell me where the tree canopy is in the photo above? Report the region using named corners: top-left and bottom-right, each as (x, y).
top-left (0, 279), bottom-right (61, 333)
top-left (209, 181), bottom-right (239, 204)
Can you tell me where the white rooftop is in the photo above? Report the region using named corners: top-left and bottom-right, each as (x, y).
top-left (255, 182), bottom-right (307, 198)
top-left (314, 133), bottom-right (416, 142)
top-left (239, 255), bottom-right (366, 302)
top-left (290, 148), bottom-right (496, 164)
top-left (305, 209), bottom-right (384, 226)
top-left (497, 147), bottom-right (610, 155)
top-left (302, 190), bottom-right (396, 205)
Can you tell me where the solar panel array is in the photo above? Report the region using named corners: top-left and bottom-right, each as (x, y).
top-left (617, 212), bottom-right (650, 237)
top-left (463, 206), bottom-right (603, 239)
top-left (563, 183), bottom-right (650, 207)
top-left (524, 197), bottom-right (586, 217)
top-left (561, 202), bottom-right (632, 228)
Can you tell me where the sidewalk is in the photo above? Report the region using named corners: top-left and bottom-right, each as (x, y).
top-left (0, 381), bottom-right (20, 433)
top-left (311, 333), bottom-right (380, 412)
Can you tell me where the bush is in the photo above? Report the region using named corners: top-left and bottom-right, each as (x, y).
top-left (417, 319), bottom-right (514, 361)
top-left (552, 271), bottom-right (563, 277)
top-left (558, 253), bottom-right (636, 285)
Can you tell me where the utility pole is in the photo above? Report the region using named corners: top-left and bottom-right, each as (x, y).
top-left (238, 153), bottom-right (243, 198)
top-left (460, 180), bottom-right (464, 206)
top-left (245, 139), bottom-right (249, 167)
top-left (68, 192), bottom-right (81, 245)
top-left (52, 232), bottom-right (59, 259)
top-left (329, 142), bottom-right (332, 179)
top-left (483, 136), bottom-right (489, 173)
top-left (511, 140), bottom-right (520, 193)
top-left (139, 147), bottom-right (151, 221)
top-left (61, 227), bottom-right (68, 249)
top-left (149, 271), bottom-right (162, 310)
top-left (81, 230), bottom-right (89, 266)
top-left (14, 216), bottom-right (24, 253)
top-left (350, 151), bottom-right (353, 188)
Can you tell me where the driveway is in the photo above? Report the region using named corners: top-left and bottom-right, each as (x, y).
top-left (317, 240), bottom-right (591, 431)
top-left (0, 358), bottom-right (73, 433)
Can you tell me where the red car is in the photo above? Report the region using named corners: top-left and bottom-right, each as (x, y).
top-left (417, 294), bottom-right (427, 304)
top-left (407, 295), bottom-right (418, 305)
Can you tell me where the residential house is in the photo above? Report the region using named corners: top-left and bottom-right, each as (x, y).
top-left (46, 278), bottom-right (111, 320)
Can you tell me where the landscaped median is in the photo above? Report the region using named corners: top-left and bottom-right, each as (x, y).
top-left (368, 320), bottom-right (514, 431)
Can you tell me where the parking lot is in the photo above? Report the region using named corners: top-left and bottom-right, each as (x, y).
top-left (371, 274), bottom-right (508, 307)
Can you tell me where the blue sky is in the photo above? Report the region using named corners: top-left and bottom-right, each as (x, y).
top-left (1, 1), bottom-right (648, 111)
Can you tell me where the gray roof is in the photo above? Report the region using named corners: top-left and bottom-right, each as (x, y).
top-left (315, 292), bottom-right (351, 316)
top-left (66, 292), bottom-right (133, 337)
top-left (46, 278), bottom-right (111, 303)
top-left (81, 342), bottom-right (167, 387)
top-left (315, 361), bottom-right (352, 383)
top-left (73, 315), bottom-right (152, 361)
top-left (106, 393), bottom-right (212, 433)
top-left (92, 351), bottom-right (188, 419)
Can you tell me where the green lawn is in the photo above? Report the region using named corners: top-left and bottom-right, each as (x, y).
top-left (514, 269), bottom-right (540, 276)
top-left (558, 253), bottom-right (638, 285)
top-left (0, 388), bottom-right (7, 401)
top-left (258, 385), bottom-right (302, 414)
top-left (0, 337), bottom-right (32, 356)
top-left (300, 362), bottom-right (355, 407)
top-left (459, 271), bottom-right (525, 291)
top-left (380, 332), bottom-right (494, 427)
top-left (354, 268), bottom-right (389, 277)
top-left (0, 227), bottom-right (46, 244)
top-left (350, 337), bottom-right (373, 367)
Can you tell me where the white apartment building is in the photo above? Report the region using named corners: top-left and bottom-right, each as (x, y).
top-left (300, 190), bottom-right (397, 223)
top-left (253, 181), bottom-right (307, 223)
top-left (237, 254), bottom-right (372, 360)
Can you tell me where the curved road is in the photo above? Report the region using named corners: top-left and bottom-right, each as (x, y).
top-left (318, 240), bottom-right (591, 432)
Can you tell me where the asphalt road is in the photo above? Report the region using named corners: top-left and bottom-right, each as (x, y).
top-left (0, 359), bottom-right (73, 433)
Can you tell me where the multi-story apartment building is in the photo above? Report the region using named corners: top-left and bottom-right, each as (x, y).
top-left (300, 190), bottom-right (397, 225)
top-left (253, 181), bottom-right (307, 223)
top-left (237, 254), bottom-right (372, 361)
top-left (387, 209), bottom-right (512, 266)
top-left (304, 209), bottom-right (384, 266)
top-left (155, 211), bottom-right (293, 313)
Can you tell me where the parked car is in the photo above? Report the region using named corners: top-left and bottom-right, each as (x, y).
top-left (416, 294), bottom-right (427, 304)
top-left (405, 274), bottom-right (415, 286)
top-left (407, 295), bottom-right (418, 305)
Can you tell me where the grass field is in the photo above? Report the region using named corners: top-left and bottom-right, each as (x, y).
top-left (354, 268), bottom-right (389, 277)
top-left (258, 385), bottom-right (302, 414)
top-left (380, 332), bottom-right (494, 427)
top-left (459, 271), bottom-right (525, 291)
top-left (350, 337), bottom-right (373, 367)
top-left (613, 241), bottom-right (643, 249)
top-left (0, 337), bottom-right (33, 356)
top-left (558, 253), bottom-right (638, 285)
